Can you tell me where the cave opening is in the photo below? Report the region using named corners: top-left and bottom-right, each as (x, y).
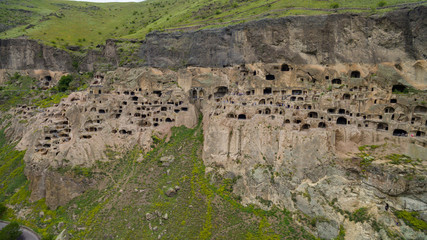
top-left (384, 107), bottom-right (395, 113)
top-left (215, 86), bottom-right (228, 98)
top-left (308, 112), bottom-right (318, 118)
top-left (336, 117), bottom-right (347, 125)
top-left (332, 79), bottom-right (341, 84)
top-left (377, 123), bottom-right (388, 131)
top-left (263, 88), bottom-right (272, 95)
top-left (281, 64), bottom-right (290, 71)
top-left (301, 124), bottom-right (310, 130)
top-left (238, 114), bottom-right (247, 120)
top-left (393, 129), bottom-right (407, 137)
top-left (392, 85), bottom-right (407, 93)
top-left (351, 71), bottom-right (360, 78)
top-left (292, 90), bottom-right (302, 95)
top-left (343, 94), bottom-right (350, 100)
top-left (266, 74), bottom-right (275, 80)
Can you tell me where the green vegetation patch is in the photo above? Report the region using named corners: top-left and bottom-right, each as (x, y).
top-left (0, 72), bottom-right (92, 111)
top-left (52, 165), bottom-right (94, 178)
top-left (349, 207), bottom-right (370, 223)
top-left (336, 225), bottom-right (346, 240)
top-left (0, 73), bottom-right (38, 111)
top-left (358, 145), bottom-right (381, 152)
top-left (0, 128), bottom-right (27, 203)
top-left (395, 210), bottom-right (427, 232)
top-left (386, 154), bottom-right (413, 165)
top-left (0, 202), bottom-right (6, 218)
top-left (56, 75), bottom-right (73, 92)
top-left (0, 221), bottom-right (22, 240)
top-left (32, 92), bottom-right (68, 108)
top-left (356, 144), bottom-right (384, 170)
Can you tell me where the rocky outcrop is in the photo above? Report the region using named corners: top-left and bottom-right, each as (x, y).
top-left (0, 38), bottom-right (120, 74)
top-left (192, 61), bottom-right (427, 239)
top-left (10, 67), bottom-right (198, 209)
top-left (1, 61), bottom-right (425, 238)
top-left (140, 6), bottom-right (427, 68)
top-left (25, 167), bottom-right (92, 210)
top-left (79, 39), bottom-right (119, 72)
top-left (0, 39), bottom-right (73, 72)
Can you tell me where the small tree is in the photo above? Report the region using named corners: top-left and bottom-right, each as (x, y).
top-left (377, 1), bottom-right (387, 7)
top-left (0, 222), bottom-right (22, 240)
top-left (330, 2), bottom-right (339, 9)
top-left (57, 75), bottom-right (73, 92)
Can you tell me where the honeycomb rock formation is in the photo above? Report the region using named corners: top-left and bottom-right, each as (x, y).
top-left (0, 6), bottom-right (426, 239)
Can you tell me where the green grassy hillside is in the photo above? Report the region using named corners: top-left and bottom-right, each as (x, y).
top-left (0, 0), bottom-right (426, 50)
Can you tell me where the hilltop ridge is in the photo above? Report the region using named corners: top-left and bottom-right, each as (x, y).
top-left (0, 0), bottom-right (426, 50)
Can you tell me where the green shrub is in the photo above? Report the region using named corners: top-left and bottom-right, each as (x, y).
top-left (72, 60), bottom-right (79, 70)
top-left (0, 202), bottom-right (6, 217)
top-left (377, 1), bottom-right (387, 7)
top-left (359, 152), bottom-right (374, 168)
top-left (151, 135), bottom-right (162, 145)
top-left (0, 222), bottom-right (22, 240)
top-left (330, 2), bottom-right (339, 9)
top-left (10, 72), bottom-right (21, 81)
top-left (350, 207), bottom-right (370, 223)
top-left (57, 75), bottom-right (73, 92)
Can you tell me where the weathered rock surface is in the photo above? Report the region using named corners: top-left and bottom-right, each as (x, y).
top-left (5, 67), bottom-right (197, 209)
top-left (79, 39), bottom-right (119, 72)
top-left (140, 6), bottom-right (427, 68)
top-left (0, 39), bottom-right (73, 72)
top-left (0, 38), bottom-right (120, 74)
top-left (160, 155), bottom-right (175, 167)
top-left (0, 6), bottom-right (426, 239)
top-left (25, 168), bottom-right (92, 210)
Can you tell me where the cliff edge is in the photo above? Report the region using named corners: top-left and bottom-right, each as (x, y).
top-left (140, 6), bottom-right (427, 68)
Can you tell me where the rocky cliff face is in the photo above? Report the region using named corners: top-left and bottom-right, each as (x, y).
top-left (10, 67), bottom-right (198, 209)
top-left (0, 38), bottom-right (120, 74)
top-left (0, 39), bottom-right (74, 72)
top-left (1, 6), bottom-right (427, 239)
top-left (79, 39), bottom-right (120, 72)
top-left (2, 7), bottom-right (426, 73)
top-left (140, 6), bottom-right (427, 68)
top-left (2, 60), bottom-right (426, 238)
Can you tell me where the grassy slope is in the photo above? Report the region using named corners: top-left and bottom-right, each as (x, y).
top-left (0, 72), bottom-right (91, 111)
top-left (0, 0), bottom-right (425, 49)
top-left (0, 128), bottom-right (27, 204)
top-left (0, 119), bottom-right (316, 239)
